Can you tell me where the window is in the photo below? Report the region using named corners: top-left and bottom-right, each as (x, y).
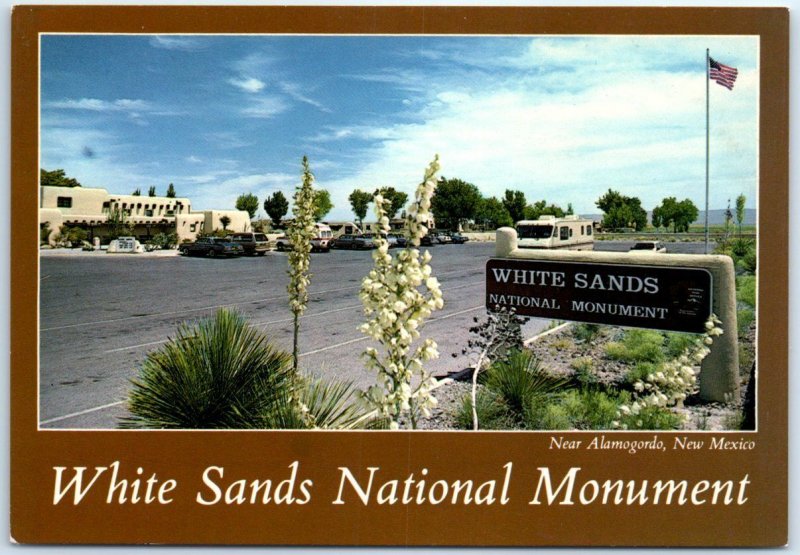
top-left (57, 197), bottom-right (72, 208)
top-left (569, 228), bottom-right (573, 237)
top-left (560, 226), bottom-right (569, 240)
top-left (144, 209), bottom-right (154, 217)
top-left (190, 223), bottom-right (197, 232)
top-left (587, 225), bottom-right (593, 236)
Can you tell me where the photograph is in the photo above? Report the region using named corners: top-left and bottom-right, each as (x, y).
top-left (12, 5), bottom-right (788, 547)
top-left (38, 33), bottom-right (758, 432)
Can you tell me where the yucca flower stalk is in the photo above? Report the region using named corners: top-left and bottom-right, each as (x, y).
top-left (359, 156), bottom-right (444, 429)
top-left (287, 156), bottom-right (318, 374)
top-left (614, 314), bottom-right (724, 429)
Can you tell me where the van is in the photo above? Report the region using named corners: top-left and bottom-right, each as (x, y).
top-left (227, 232), bottom-right (270, 256)
top-left (515, 215), bottom-right (594, 250)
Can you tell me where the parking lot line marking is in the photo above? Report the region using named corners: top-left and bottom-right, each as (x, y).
top-left (100, 282), bottom-right (486, 354)
top-left (44, 301), bottom-right (490, 425)
top-left (40, 400), bottom-right (125, 426)
top-left (41, 268), bottom-right (481, 332)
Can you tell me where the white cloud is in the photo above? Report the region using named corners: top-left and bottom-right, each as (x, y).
top-left (279, 82), bottom-right (331, 112)
top-left (228, 77), bottom-right (266, 93)
top-left (185, 156), bottom-right (202, 164)
top-left (149, 36), bottom-right (204, 51)
top-left (241, 96), bottom-right (289, 119)
top-left (47, 98), bottom-right (153, 112)
top-left (315, 62), bottom-right (757, 219)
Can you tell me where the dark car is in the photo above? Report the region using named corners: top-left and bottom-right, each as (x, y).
top-left (449, 232), bottom-right (469, 244)
top-left (420, 235), bottom-right (434, 247)
top-left (227, 232), bottom-right (270, 256)
top-left (387, 233), bottom-right (407, 248)
top-left (179, 237), bottom-right (243, 258)
top-left (331, 234), bottom-right (375, 250)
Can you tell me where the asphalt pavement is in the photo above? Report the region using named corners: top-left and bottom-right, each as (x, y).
top-left (38, 239), bottom-right (712, 429)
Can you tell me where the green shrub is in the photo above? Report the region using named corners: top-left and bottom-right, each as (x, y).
top-left (533, 403), bottom-right (572, 430)
top-left (731, 238), bottom-right (753, 258)
top-left (737, 275), bottom-right (757, 308)
top-left (560, 389), bottom-right (621, 430)
top-left (618, 406), bottom-right (682, 430)
top-left (150, 232), bottom-right (179, 250)
top-left (121, 309), bottom-right (297, 429)
top-left (455, 389), bottom-right (515, 430)
top-left (483, 350), bottom-right (569, 417)
top-left (570, 357), bottom-right (597, 388)
top-left (664, 332), bottom-right (696, 359)
top-left (740, 250), bottom-right (757, 273)
top-left (737, 308), bottom-right (755, 338)
top-left (624, 361), bottom-right (656, 387)
top-left (572, 323), bottom-right (601, 343)
top-left (604, 329), bottom-right (664, 363)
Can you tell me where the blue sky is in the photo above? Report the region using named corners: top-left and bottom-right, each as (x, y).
top-left (40, 34), bottom-right (758, 220)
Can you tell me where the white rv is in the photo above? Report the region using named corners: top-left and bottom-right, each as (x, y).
top-left (515, 215), bottom-right (594, 250)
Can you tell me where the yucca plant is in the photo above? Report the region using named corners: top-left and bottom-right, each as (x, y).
top-left (297, 377), bottom-right (380, 430)
top-left (120, 309), bottom-right (297, 429)
top-left (483, 350), bottom-right (569, 418)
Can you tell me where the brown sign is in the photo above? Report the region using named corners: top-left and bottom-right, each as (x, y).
top-left (486, 258), bottom-right (712, 333)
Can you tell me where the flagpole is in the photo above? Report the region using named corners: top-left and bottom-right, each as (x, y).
top-left (704, 48), bottom-right (710, 254)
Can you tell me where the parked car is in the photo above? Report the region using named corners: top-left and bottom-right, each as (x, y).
top-left (431, 231), bottom-right (452, 245)
top-left (362, 233), bottom-right (397, 248)
top-left (275, 235), bottom-right (292, 251)
top-left (331, 234), bottom-right (375, 250)
top-left (227, 232), bottom-right (270, 256)
top-left (629, 241), bottom-right (667, 253)
top-left (420, 235), bottom-right (434, 247)
top-left (449, 232), bottom-right (469, 244)
top-left (387, 233), bottom-right (407, 248)
top-left (179, 237), bottom-right (243, 258)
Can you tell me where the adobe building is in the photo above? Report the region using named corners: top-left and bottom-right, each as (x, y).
top-left (39, 186), bottom-right (251, 245)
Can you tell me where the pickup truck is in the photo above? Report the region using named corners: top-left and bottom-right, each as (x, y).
top-left (179, 237), bottom-right (243, 257)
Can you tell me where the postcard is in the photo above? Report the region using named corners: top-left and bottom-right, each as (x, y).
top-left (11, 5), bottom-right (788, 546)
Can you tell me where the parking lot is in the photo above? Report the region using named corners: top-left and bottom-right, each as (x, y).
top-left (39, 239), bottom-right (713, 429)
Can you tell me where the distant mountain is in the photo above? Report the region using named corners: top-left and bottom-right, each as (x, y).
top-left (580, 209), bottom-right (757, 226)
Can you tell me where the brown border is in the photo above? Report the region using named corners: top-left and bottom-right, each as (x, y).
top-left (12, 6), bottom-right (788, 546)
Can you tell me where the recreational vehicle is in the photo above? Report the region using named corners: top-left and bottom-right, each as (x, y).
top-left (324, 221), bottom-right (363, 238)
top-left (515, 215), bottom-right (594, 250)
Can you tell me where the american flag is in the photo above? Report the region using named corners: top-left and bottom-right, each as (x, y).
top-left (709, 57), bottom-right (738, 90)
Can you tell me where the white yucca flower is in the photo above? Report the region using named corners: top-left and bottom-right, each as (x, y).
top-left (359, 156), bottom-right (444, 429)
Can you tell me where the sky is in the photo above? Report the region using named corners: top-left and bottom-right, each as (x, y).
top-left (40, 34), bottom-right (759, 221)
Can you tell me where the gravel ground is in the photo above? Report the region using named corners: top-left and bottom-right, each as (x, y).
top-left (414, 318), bottom-right (756, 432)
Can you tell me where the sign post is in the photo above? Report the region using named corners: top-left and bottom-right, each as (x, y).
top-left (492, 227), bottom-right (738, 402)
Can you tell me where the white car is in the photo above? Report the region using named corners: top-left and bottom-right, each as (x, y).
top-left (629, 241), bottom-right (667, 253)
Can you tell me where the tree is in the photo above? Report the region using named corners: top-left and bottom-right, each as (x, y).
top-left (236, 193), bottom-right (259, 219)
top-left (313, 189), bottom-right (333, 221)
top-left (348, 189), bottom-right (373, 226)
top-left (595, 189), bottom-right (647, 231)
top-left (651, 197), bottom-right (699, 233)
top-left (474, 197), bottom-right (513, 229)
top-left (106, 206), bottom-right (134, 240)
top-left (166, 183), bottom-right (176, 198)
top-left (219, 215), bottom-right (231, 230)
top-left (40, 168), bottom-right (81, 188)
top-left (525, 200), bottom-right (567, 220)
top-left (502, 190), bottom-right (527, 223)
top-left (264, 191), bottom-right (289, 229)
top-left (375, 187), bottom-right (408, 219)
top-left (735, 194), bottom-right (747, 237)
top-left (430, 177), bottom-right (482, 231)
top-left (148, 186), bottom-right (156, 197)
top-left (132, 188), bottom-right (141, 196)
